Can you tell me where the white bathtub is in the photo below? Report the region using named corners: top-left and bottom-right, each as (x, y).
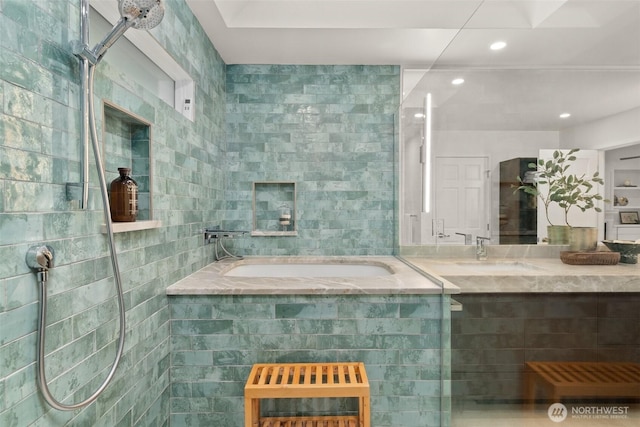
top-left (223, 263), bottom-right (392, 277)
top-left (166, 256), bottom-right (455, 295)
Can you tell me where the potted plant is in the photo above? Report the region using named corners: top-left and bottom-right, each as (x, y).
top-left (515, 149), bottom-right (572, 244)
top-left (516, 149), bottom-right (606, 248)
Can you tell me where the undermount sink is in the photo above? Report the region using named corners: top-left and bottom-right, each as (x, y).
top-left (427, 260), bottom-right (543, 275)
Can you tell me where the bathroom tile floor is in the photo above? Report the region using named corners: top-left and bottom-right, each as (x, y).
top-left (452, 402), bottom-right (640, 427)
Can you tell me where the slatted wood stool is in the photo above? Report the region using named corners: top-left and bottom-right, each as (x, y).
top-left (524, 361), bottom-right (640, 407)
top-left (244, 362), bottom-right (370, 427)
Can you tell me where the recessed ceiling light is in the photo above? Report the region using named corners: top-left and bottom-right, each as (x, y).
top-left (451, 78), bottom-right (465, 85)
top-left (414, 113), bottom-right (425, 118)
top-left (559, 113), bottom-right (571, 119)
top-left (490, 41), bottom-right (507, 50)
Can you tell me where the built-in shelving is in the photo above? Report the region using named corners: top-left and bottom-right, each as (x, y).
top-left (609, 169), bottom-right (640, 239)
top-left (611, 170), bottom-right (640, 211)
top-left (252, 182), bottom-right (297, 236)
top-left (101, 220), bottom-right (163, 234)
top-left (101, 101), bottom-right (158, 234)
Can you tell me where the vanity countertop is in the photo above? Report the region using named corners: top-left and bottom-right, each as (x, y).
top-left (166, 256), bottom-right (458, 296)
top-left (404, 256), bottom-right (640, 293)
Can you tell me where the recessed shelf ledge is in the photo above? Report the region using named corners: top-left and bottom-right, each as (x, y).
top-left (251, 230), bottom-right (298, 237)
top-left (101, 220), bottom-right (162, 234)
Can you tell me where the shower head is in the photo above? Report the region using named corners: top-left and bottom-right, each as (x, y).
top-left (90, 0), bottom-right (165, 63)
top-left (119, 0), bottom-right (165, 30)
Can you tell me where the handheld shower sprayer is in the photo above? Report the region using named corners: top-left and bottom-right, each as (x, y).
top-left (32, 0), bottom-right (166, 412)
top-left (75, 0), bottom-right (164, 64)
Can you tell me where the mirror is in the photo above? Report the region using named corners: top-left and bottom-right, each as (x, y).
top-left (400, 0), bottom-right (640, 246)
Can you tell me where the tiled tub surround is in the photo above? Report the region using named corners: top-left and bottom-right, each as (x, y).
top-left (166, 256), bottom-right (456, 295)
top-left (167, 256), bottom-right (452, 427)
top-left (169, 294), bottom-right (451, 427)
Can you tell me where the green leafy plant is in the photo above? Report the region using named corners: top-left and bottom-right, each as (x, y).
top-left (515, 149), bottom-right (606, 226)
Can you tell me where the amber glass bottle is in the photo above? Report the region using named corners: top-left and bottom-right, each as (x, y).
top-left (109, 167), bottom-right (138, 222)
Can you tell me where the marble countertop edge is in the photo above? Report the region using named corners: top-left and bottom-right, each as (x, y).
top-left (404, 257), bottom-right (640, 293)
top-left (166, 256), bottom-right (455, 296)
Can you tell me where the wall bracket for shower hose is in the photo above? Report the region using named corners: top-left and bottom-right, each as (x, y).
top-left (26, 245), bottom-right (55, 271)
top-left (26, 244), bottom-right (55, 287)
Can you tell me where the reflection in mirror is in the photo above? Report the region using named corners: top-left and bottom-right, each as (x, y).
top-left (399, 1), bottom-right (640, 246)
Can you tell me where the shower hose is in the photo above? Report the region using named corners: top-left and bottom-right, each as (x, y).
top-left (36, 64), bottom-right (126, 411)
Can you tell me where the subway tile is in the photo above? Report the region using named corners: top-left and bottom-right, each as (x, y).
top-left (171, 319), bottom-right (233, 336)
top-left (0, 391), bottom-right (47, 427)
top-left (3, 84), bottom-right (55, 128)
top-left (0, 302), bottom-right (37, 346)
top-left (0, 115), bottom-right (44, 152)
top-left (0, 213), bottom-right (46, 246)
top-left (235, 319), bottom-right (297, 335)
top-left (275, 302), bottom-right (338, 319)
top-left (223, 65), bottom-right (399, 256)
top-left (171, 294), bottom-right (445, 426)
top-left (172, 350), bottom-right (214, 367)
top-left (0, 146), bottom-right (51, 183)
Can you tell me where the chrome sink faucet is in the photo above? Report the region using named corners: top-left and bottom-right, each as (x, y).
top-left (476, 236), bottom-right (490, 260)
top-left (455, 232), bottom-right (472, 245)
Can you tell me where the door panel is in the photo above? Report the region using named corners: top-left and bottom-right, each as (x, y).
top-left (435, 157), bottom-right (489, 244)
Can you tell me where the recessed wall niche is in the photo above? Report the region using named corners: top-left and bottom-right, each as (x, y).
top-left (252, 182), bottom-right (297, 236)
top-left (102, 101), bottom-right (160, 232)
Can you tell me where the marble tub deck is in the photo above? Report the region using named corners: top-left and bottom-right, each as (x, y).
top-left (406, 257), bottom-right (640, 293)
top-left (166, 256), bottom-right (457, 295)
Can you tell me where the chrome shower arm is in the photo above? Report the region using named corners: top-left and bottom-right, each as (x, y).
top-left (73, 17), bottom-right (135, 65)
top-left (91, 17), bottom-right (136, 62)
top-left (73, 0), bottom-right (164, 65)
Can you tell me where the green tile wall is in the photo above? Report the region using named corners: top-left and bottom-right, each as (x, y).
top-left (169, 294), bottom-right (450, 427)
top-left (1, 2), bottom-right (413, 427)
top-left (224, 65), bottom-right (400, 256)
top-left (0, 0), bottom-right (225, 426)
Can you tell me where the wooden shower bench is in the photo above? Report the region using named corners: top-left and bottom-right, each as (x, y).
top-left (524, 361), bottom-right (640, 406)
top-left (245, 362), bottom-right (370, 427)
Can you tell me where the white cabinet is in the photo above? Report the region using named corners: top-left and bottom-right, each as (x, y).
top-left (617, 226), bottom-right (640, 240)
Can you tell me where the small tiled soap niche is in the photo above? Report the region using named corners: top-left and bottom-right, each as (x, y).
top-left (252, 182), bottom-right (297, 236)
top-left (102, 101), bottom-right (161, 233)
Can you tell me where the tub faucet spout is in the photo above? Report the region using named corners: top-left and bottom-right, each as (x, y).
top-left (476, 236), bottom-right (490, 260)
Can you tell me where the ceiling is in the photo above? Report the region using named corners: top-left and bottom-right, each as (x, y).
top-left (185, 0), bottom-right (640, 68)
top-left (183, 0), bottom-right (640, 132)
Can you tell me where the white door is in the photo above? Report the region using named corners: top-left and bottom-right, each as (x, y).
top-left (434, 157), bottom-right (489, 244)
top-left (537, 149), bottom-right (603, 241)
